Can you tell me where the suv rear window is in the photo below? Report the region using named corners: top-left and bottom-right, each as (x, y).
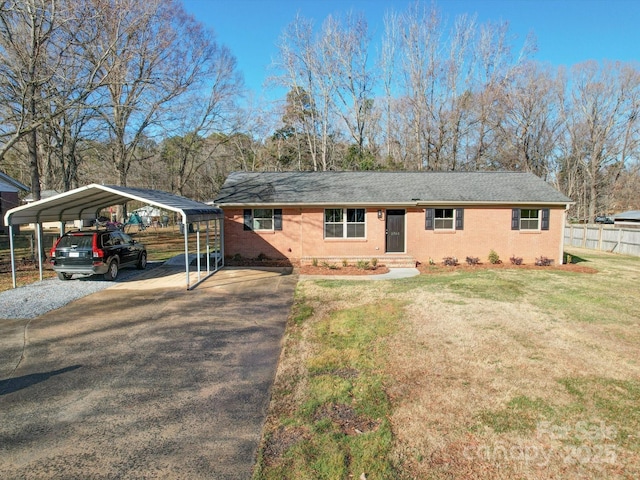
top-left (57, 234), bottom-right (94, 249)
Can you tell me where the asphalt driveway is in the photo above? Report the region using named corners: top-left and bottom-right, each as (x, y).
top-left (0, 267), bottom-right (297, 479)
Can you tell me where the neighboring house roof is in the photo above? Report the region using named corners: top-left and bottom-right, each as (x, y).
top-left (215, 171), bottom-right (572, 206)
top-left (613, 210), bottom-right (640, 221)
top-left (0, 171), bottom-right (29, 192)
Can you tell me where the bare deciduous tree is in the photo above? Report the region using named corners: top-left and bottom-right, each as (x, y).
top-left (85, 0), bottom-right (225, 187)
top-left (0, 0), bottom-right (104, 199)
top-left (321, 12), bottom-right (375, 168)
top-left (560, 61), bottom-right (640, 222)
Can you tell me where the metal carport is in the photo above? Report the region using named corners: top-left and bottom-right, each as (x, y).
top-left (3, 184), bottom-right (224, 290)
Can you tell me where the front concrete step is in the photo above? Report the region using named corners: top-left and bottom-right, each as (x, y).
top-left (300, 255), bottom-right (416, 268)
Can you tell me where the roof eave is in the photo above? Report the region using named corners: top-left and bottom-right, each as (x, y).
top-left (217, 200), bottom-right (574, 208)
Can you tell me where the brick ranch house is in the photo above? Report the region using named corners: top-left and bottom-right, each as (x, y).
top-left (214, 171), bottom-right (573, 267)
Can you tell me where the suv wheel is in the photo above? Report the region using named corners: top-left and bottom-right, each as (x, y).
top-left (104, 259), bottom-right (119, 281)
top-left (57, 272), bottom-right (73, 281)
top-left (137, 251), bottom-right (147, 270)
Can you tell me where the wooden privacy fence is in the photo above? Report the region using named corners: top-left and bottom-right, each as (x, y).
top-left (564, 225), bottom-right (640, 257)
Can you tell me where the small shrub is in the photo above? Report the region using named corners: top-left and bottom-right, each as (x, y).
top-left (535, 256), bottom-right (553, 267)
top-left (371, 258), bottom-right (378, 268)
top-left (312, 258), bottom-right (318, 267)
top-left (320, 261), bottom-right (339, 269)
top-left (256, 252), bottom-right (270, 261)
top-left (342, 259), bottom-right (348, 267)
top-left (488, 249), bottom-right (501, 264)
top-left (429, 258), bottom-right (436, 266)
top-left (231, 253), bottom-right (242, 262)
top-left (356, 259), bottom-right (370, 270)
top-left (465, 256), bottom-right (480, 266)
top-left (510, 255), bottom-right (523, 265)
top-left (443, 256), bottom-right (458, 266)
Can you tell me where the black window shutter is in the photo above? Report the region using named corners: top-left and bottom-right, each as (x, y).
top-left (425, 208), bottom-right (434, 230)
top-left (455, 208), bottom-right (464, 230)
top-left (541, 208), bottom-right (550, 230)
top-left (243, 209), bottom-right (253, 231)
top-left (511, 208), bottom-right (520, 230)
top-left (274, 209), bottom-right (282, 230)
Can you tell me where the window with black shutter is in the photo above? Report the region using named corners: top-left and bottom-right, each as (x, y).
top-left (511, 208), bottom-right (520, 230)
top-left (425, 208), bottom-right (434, 230)
top-left (455, 208), bottom-right (464, 230)
top-left (274, 209), bottom-right (283, 230)
top-left (541, 208), bottom-right (550, 230)
top-left (243, 209), bottom-right (252, 231)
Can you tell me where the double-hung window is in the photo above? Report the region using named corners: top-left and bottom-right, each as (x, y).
top-left (425, 208), bottom-right (464, 230)
top-left (252, 208), bottom-right (273, 230)
top-left (511, 208), bottom-right (550, 231)
top-left (434, 208), bottom-right (455, 230)
top-left (520, 209), bottom-right (539, 230)
top-left (243, 209), bottom-right (282, 231)
top-left (324, 208), bottom-right (365, 238)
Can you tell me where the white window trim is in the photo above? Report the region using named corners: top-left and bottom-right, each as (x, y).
top-left (520, 209), bottom-right (540, 231)
top-left (324, 208), bottom-right (366, 239)
top-left (434, 208), bottom-right (455, 230)
top-left (252, 208), bottom-right (274, 231)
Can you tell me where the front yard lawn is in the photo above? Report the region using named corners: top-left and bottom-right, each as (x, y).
top-left (254, 248), bottom-right (640, 479)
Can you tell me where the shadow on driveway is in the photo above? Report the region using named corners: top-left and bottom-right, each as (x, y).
top-left (0, 365), bottom-right (82, 396)
top-left (0, 268), bottom-right (297, 479)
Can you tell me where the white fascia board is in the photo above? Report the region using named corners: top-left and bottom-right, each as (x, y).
top-left (217, 201), bottom-right (574, 208)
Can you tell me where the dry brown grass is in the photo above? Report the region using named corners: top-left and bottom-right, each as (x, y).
top-left (386, 249), bottom-right (640, 479)
top-left (264, 248), bottom-right (640, 479)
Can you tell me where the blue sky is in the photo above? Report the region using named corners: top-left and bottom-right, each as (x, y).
top-left (182, 0), bottom-right (639, 98)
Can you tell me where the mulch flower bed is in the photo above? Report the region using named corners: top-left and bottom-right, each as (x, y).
top-left (297, 264), bottom-right (390, 275)
top-left (417, 261), bottom-right (598, 275)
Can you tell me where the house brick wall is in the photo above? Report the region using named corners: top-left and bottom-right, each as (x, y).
top-left (223, 205), bottom-right (567, 265)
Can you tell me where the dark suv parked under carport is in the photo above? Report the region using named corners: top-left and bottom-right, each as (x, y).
top-left (50, 229), bottom-right (147, 281)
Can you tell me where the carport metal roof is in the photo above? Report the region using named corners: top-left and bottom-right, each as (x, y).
top-left (4, 184), bottom-right (225, 290)
top-left (4, 183), bottom-right (222, 225)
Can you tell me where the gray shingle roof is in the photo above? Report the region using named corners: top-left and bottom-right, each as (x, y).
top-left (215, 171), bottom-right (572, 206)
top-left (614, 210), bottom-right (640, 221)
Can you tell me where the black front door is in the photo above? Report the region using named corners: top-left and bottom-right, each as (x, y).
top-left (385, 209), bottom-right (405, 253)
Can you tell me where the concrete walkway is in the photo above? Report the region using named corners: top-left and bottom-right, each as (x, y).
top-left (299, 267), bottom-right (420, 281)
top-left (0, 268), bottom-right (297, 479)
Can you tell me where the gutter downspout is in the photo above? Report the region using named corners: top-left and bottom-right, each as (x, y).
top-left (561, 204), bottom-right (569, 264)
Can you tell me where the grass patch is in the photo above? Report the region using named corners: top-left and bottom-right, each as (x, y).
top-left (258, 248), bottom-right (640, 479)
top-left (290, 286), bottom-right (314, 328)
top-left (476, 395), bottom-right (557, 434)
top-left (254, 297), bottom-right (404, 479)
top-left (448, 271), bottom-right (524, 302)
top-left (390, 269), bottom-right (525, 302)
top-left (558, 376), bottom-right (640, 448)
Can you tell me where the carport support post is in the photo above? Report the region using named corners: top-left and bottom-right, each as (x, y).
top-left (219, 215), bottom-right (224, 268)
top-left (36, 222), bottom-right (44, 281)
top-left (182, 214), bottom-right (190, 289)
top-left (205, 221), bottom-right (210, 273)
top-left (196, 222), bottom-right (201, 282)
top-left (9, 225), bottom-right (16, 288)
